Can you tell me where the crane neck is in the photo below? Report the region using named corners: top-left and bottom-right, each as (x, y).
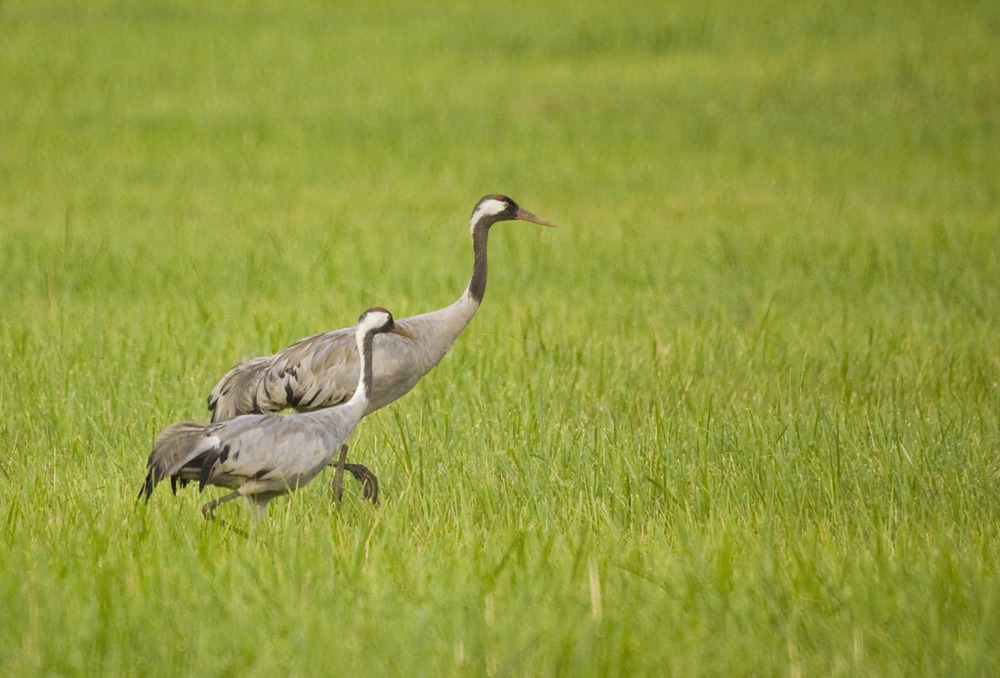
top-left (467, 223), bottom-right (490, 304)
top-left (348, 331), bottom-right (376, 408)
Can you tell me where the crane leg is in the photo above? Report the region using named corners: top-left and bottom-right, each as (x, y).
top-left (331, 444), bottom-right (349, 505)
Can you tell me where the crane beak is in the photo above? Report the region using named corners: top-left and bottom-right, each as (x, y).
top-left (390, 324), bottom-right (417, 341)
top-left (515, 207), bottom-right (556, 228)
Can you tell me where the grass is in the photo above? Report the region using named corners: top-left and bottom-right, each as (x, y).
top-left (2, 0), bottom-right (999, 674)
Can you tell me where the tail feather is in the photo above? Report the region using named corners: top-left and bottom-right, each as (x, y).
top-left (207, 356), bottom-right (272, 422)
top-left (140, 422), bottom-right (220, 501)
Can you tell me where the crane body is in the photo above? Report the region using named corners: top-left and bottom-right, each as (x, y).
top-left (140, 308), bottom-right (407, 517)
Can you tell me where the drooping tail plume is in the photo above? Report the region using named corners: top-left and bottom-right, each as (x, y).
top-left (139, 422), bottom-right (219, 501)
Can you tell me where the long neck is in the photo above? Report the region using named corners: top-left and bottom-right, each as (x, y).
top-left (466, 223), bottom-right (490, 304)
top-left (348, 331), bottom-right (375, 408)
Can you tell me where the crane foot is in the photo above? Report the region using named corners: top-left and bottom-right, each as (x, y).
top-left (343, 463), bottom-right (380, 505)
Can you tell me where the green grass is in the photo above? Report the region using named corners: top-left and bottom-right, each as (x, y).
top-left (2, 0), bottom-right (999, 674)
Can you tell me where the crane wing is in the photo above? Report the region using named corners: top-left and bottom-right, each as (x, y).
top-left (206, 356), bottom-right (272, 422)
top-left (264, 328), bottom-right (359, 411)
top-left (196, 415), bottom-right (349, 495)
top-left (207, 328), bottom-right (357, 422)
top-left (140, 414), bottom-right (350, 502)
top-left (206, 297), bottom-right (476, 421)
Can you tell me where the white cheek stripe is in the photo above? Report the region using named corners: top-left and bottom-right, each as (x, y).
top-left (358, 311), bottom-right (391, 335)
top-left (470, 199), bottom-right (507, 232)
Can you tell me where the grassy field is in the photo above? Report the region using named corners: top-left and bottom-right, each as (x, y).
top-left (2, 0), bottom-right (999, 674)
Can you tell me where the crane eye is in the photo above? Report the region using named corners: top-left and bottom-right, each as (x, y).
top-left (502, 201), bottom-right (510, 209)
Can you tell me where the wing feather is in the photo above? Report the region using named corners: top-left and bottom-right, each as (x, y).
top-left (140, 423), bottom-right (221, 500)
top-left (207, 356), bottom-right (272, 422)
top-left (208, 328), bottom-right (357, 422)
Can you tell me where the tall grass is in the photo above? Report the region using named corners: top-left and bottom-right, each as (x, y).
top-left (2, 0), bottom-right (998, 674)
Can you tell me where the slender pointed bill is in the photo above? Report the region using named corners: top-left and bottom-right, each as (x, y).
top-left (390, 325), bottom-right (417, 340)
top-left (515, 207), bottom-right (556, 227)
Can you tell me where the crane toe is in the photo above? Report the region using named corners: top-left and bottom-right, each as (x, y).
top-left (343, 463), bottom-right (380, 505)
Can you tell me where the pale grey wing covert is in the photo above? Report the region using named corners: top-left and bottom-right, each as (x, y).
top-left (258, 327), bottom-right (358, 413)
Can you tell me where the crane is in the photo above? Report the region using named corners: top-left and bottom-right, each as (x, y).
top-left (139, 307), bottom-right (411, 518)
top-left (206, 194), bottom-right (555, 422)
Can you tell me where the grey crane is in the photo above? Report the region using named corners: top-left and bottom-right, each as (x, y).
top-left (139, 307), bottom-right (411, 518)
top-left (206, 194), bottom-right (555, 422)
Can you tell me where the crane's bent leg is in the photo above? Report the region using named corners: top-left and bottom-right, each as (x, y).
top-left (331, 444), bottom-right (349, 505)
top-left (344, 463), bottom-right (380, 505)
top-left (201, 491), bottom-right (242, 519)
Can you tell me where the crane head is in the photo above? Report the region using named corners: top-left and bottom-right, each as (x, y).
top-left (356, 307), bottom-right (416, 340)
top-left (470, 194), bottom-right (556, 234)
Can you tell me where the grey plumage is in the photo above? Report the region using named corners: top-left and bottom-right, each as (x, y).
top-left (207, 194), bottom-right (554, 423)
top-left (140, 307), bottom-right (405, 518)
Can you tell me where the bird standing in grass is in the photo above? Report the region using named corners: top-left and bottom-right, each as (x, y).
top-left (139, 307), bottom-right (411, 518)
top-left (206, 194), bottom-right (555, 422)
